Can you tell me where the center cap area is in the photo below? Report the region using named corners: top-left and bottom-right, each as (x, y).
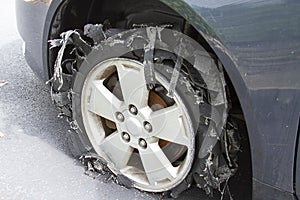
top-left (125, 117), bottom-right (143, 137)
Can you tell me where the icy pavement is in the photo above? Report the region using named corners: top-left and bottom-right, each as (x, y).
top-left (0, 130), bottom-right (155, 200)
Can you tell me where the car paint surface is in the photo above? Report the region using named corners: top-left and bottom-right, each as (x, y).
top-left (16, 0), bottom-right (300, 198)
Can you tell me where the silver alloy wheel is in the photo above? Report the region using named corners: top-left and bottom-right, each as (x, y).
top-left (81, 58), bottom-right (195, 192)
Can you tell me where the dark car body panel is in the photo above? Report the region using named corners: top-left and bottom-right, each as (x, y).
top-left (16, 1), bottom-right (49, 80)
top-left (16, 0), bottom-right (300, 198)
top-left (169, 1), bottom-right (300, 197)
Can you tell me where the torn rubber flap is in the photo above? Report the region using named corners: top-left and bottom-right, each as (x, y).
top-left (48, 30), bottom-right (92, 91)
top-left (143, 27), bottom-right (157, 90)
top-left (79, 153), bottom-right (134, 188)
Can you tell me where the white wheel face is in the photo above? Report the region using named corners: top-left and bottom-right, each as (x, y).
top-left (81, 58), bottom-right (194, 192)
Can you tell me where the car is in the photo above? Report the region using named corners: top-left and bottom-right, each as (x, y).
top-left (16, 0), bottom-right (300, 199)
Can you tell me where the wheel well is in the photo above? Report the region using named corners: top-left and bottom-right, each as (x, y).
top-left (48, 0), bottom-right (212, 74)
top-left (48, 0), bottom-right (252, 196)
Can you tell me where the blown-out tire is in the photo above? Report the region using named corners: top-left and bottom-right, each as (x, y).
top-left (65, 28), bottom-right (227, 193)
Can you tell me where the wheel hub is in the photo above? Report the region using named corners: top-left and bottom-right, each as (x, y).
top-left (125, 117), bottom-right (142, 137)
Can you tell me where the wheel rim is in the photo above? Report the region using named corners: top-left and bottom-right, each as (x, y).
top-left (81, 58), bottom-right (195, 192)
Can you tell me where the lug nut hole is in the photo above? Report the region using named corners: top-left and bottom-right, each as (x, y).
top-left (122, 132), bottom-right (131, 142)
top-left (129, 105), bottom-right (138, 115)
top-left (143, 121), bottom-right (152, 132)
top-left (138, 138), bottom-right (147, 149)
top-left (116, 112), bottom-right (125, 122)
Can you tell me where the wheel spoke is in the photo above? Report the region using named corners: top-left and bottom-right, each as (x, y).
top-left (116, 62), bottom-right (149, 108)
top-left (139, 142), bottom-right (177, 185)
top-left (150, 105), bottom-right (189, 146)
top-left (99, 131), bottom-right (133, 170)
top-left (87, 80), bottom-right (123, 121)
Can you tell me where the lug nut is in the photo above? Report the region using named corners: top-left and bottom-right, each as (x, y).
top-left (122, 132), bottom-right (130, 142)
top-left (139, 139), bottom-right (147, 149)
top-left (116, 112), bottom-right (124, 122)
top-left (144, 122), bottom-right (152, 132)
top-left (129, 105), bottom-right (138, 115)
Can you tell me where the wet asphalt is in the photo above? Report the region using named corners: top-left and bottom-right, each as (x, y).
top-left (0, 1), bottom-right (214, 200)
